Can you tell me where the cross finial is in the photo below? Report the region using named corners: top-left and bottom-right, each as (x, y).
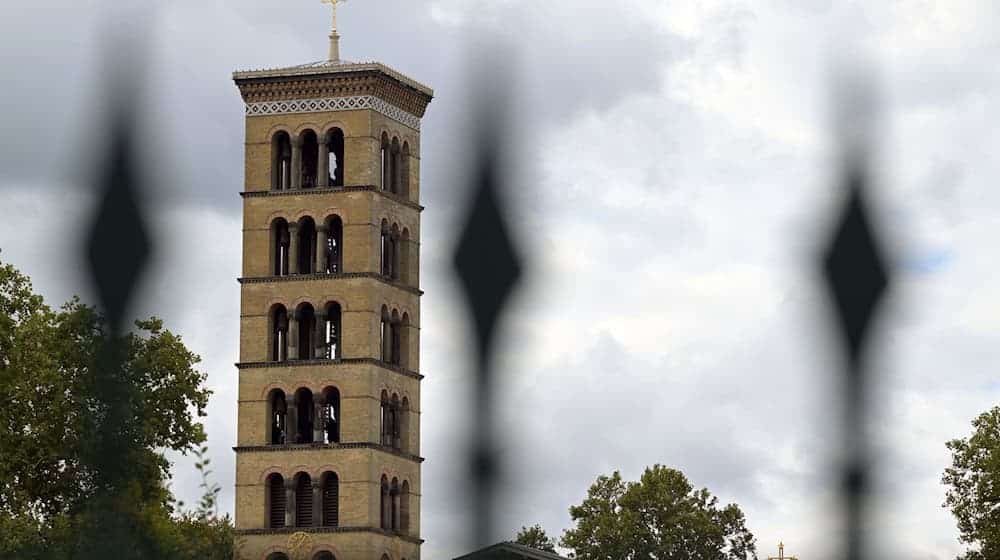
top-left (320, 0), bottom-right (347, 62)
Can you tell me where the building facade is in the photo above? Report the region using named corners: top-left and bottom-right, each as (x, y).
top-left (231, 40), bottom-right (433, 560)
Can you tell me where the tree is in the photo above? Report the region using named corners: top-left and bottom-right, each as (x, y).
top-left (561, 465), bottom-right (757, 560)
top-left (943, 406), bottom-right (1000, 560)
top-left (0, 258), bottom-right (233, 559)
top-left (516, 524), bottom-right (557, 553)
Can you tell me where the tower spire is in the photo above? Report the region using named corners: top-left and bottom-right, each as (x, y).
top-left (321, 0), bottom-right (346, 62)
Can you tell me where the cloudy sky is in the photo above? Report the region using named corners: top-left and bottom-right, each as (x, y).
top-left (3, 1), bottom-right (1000, 558)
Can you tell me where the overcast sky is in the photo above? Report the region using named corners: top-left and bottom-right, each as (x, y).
top-left (3, 1), bottom-right (1000, 559)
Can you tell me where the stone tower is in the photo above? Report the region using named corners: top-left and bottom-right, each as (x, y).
top-left (231, 9), bottom-right (433, 559)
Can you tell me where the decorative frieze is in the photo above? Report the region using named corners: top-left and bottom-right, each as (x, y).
top-left (246, 95), bottom-right (422, 131)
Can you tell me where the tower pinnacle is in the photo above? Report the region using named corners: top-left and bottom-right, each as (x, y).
top-left (321, 0), bottom-right (346, 62)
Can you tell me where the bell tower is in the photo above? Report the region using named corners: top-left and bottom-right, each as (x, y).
top-left (232, 5), bottom-right (433, 559)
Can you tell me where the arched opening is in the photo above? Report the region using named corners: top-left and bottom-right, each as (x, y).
top-left (390, 477), bottom-right (400, 532)
top-left (400, 228), bottom-right (411, 285)
top-left (390, 394), bottom-right (401, 450)
top-left (267, 554), bottom-right (290, 560)
top-left (314, 553), bottom-right (336, 560)
top-left (380, 390), bottom-right (391, 446)
top-left (323, 302), bottom-right (342, 360)
top-left (321, 386), bottom-right (341, 444)
top-left (390, 137), bottom-right (401, 194)
top-left (380, 220), bottom-right (392, 278)
top-left (390, 224), bottom-right (401, 281)
top-left (325, 216), bottom-right (343, 274)
top-left (380, 475), bottom-right (390, 530)
top-left (272, 132), bottom-right (292, 191)
top-left (401, 142), bottom-right (411, 198)
top-left (327, 128), bottom-right (345, 187)
top-left (321, 471), bottom-right (339, 527)
top-left (294, 472), bottom-right (313, 527)
top-left (270, 305), bottom-right (289, 362)
top-left (401, 480), bottom-right (411, 534)
top-left (301, 130), bottom-right (319, 189)
top-left (380, 306), bottom-right (391, 363)
top-left (266, 473), bottom-right (286, 528)
top-left (389, 310), bottom-right (402, 366)
top-left (272, 219), bottom-right (291, 276)
top-left (297, 217), bottom-right (316, 275)
top-left (380, 133), bottom-right (390, 191)
top-left (267, 389), bottom-right (287, 445)
top-left (293, 388), bottom-right (315, 444)
top-left (296, 303), bottom-right (316, 360)
top-left (400, 396), bottom-right (410, 453)
top-left (400, 313), bottom-right (411, 370)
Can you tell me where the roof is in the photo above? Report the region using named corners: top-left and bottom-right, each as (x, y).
top-left (232, 59), bottom-right (435, 98)
top-left (452, 542), bottom-right (570, 560)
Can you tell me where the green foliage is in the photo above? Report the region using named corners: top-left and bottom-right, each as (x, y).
top-left (0, 257), bottom-right (233, 559)
top-left (560, 465), bottom-right (757, 560)
top-left (943, 406), bottom-right (1000, 560)
top-left (516, 524), bottom-right (558, 553)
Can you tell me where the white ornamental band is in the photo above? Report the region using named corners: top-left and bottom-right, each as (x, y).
top-left (245, 95), bottom-right (421, 131)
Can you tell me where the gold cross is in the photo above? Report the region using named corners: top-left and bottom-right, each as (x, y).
top-left (320, 0), bottom-right (347, 33)
top-left (767, 542), bottom-right (799, 560)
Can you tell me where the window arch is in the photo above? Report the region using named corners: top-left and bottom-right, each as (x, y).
top-left (321, 386), bottom-right (341, 444)
top-left (326, 128), bottom-right (345, 187)
top-left (270, 305), bottom-right (289, 362)
top-left (389, 309), bottom-right (402, 366)
top-left (321, 471), bottom-right (339, 527)
top-left (380, 390), bottom-right (391, 447)
top-left (380, 133), bottom-right (390, 191)
top-left (267, 389), bottom-right (287, 445)
top-left (294, 472), bottom-right (313, 527)
top-left (401, 141), bottom-right (411, 198)
top-left (390, 477), bottom-right (401, 532)
top-left (322, 302), bottom-right (343, 360)
top-left (400, 228), bottom-right (411, 285)
top-left (380, 220), bottom-right (393, 278)
top-left (295, 303), bottom-right (316, 360)
top-left (401, 480), bottom-right (411, 535)
top-left (272, 132), bottom-right (292, 191)
top-left (380, 306), bottom-right (391, 362)
top-left (400, 396), bottom-right (410, 453)
top-left (390, 224), bottom-right (401, 281)
top-left (390, 394), bottom-right (401, 450)
top-left (293, 388), bottom-right (315, 444)
top-left (266, 473), bottom-right (286, 528)
top-left (323, 216), bottom-right (343, 274)
top-left (390, 137), bottom-right (401, 194)
top-left (297, 217), bottom-right (316, 275)
top-left (380, 475), bottom-right (390, 530)
top-left (301, 130), bottom-right (319, 189)
top-left (400, 313), bottom-right (411, 370)
top-left (272, 219), bottom-right (291, 276)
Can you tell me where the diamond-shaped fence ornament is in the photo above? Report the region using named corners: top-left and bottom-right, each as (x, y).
top-left (453, 155), bottom-right (522, 363)
top-left (821, 170), bottom-right (890, 366)
top-left (85, 105), bottom-right (151, 334)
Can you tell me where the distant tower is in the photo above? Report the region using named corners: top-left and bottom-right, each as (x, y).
top-left (232, 3), bottom-right (433, 558)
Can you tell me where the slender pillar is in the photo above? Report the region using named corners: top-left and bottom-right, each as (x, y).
top-left (318, 138), bottom-right (330, 188)
top-left (284, 479), bottom-right (296, 527)
top-left (316, 225), bottom-right (329, 273)
top-left (291, 136), bottom-right (303, 189)
top-left (288, 223), bottom-right (300, 275)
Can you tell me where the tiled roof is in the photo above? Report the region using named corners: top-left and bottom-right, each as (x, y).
top-left (232, 60), bottom-right (434, 97)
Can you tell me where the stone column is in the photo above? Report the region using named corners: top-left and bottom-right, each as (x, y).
top-left (284, 479), bottom-right (296, 527)
top-left (315, 225), bottom-right (329, 273)
top-left (317, 138), bottom-right (330, 188)
top-left (288, 223), bottom-right (300, 275)
top-left (312, 481), bottom-right (324, 527)
top-left (288, 312), bottom-right (299, 361)
top-left (314, 311), bottom-right (327, 359)
top-left (291, 136), bottom-right (303, 189)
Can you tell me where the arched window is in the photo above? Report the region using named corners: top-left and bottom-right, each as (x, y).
top-left (389, 310), bottom-right (402, 366)
top-left (271, 305), bottom-right (289, 362)
top-left (400, 313), bottom-right (411, 370)
top-left (323, 302), bottom-right (342, 360)
top-left (401, 142), bottom-right (411, 199)
top-left (268, 389), bottom-right (287, 445)
top-left (321, 472), bottom-right (339, 527)
top-left (380, 475), bottom-right (390, 529)
top-left (390, 224), bottom-right (401, 281)
top-left (390, 478), bottom-right (400, 531)
top-left (294, 472), bottom-right (313, 527)
top-left (325, 216), bottom-right (343, 274)
top-left (400, 396), bottom-right (410, 453)
top-left (380, 306), bottom-right (391, 363)
top-left (272, 132), bottom-right (292, 191)
top-left (390, 394), bottom-right (401, 450)
top-left (294, 388), bottom-right (314, 444)
top-left (272, 219), bottom-right (290, 276)
top-left (327, 128), bottom-right (345, 187)
top-left (267, 473), bottom-right (286, 528)
top-left (400, 228), bottom-right (411, 285)
top-left (297, 218), bottom-right (316, 275)
top-left (380, 220), bottom-right (393, 278)
top-left (301, 130), bottom-right (319, 189)
top-left (380, 133), bottom-right (390, 191)
top-left (380, 390), bottom-right (391, 446)
top-left (322, 387), bottom-right (341, 444)
top-left (401, 480), bottom-right (411, 534)
top-left (390, 137), bottom-right (401, 194)
top-left (295, 304), bottom-right (316, 360)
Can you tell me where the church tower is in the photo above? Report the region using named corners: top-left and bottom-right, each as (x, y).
top-left (232, 4), bottom-right (432, 559)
